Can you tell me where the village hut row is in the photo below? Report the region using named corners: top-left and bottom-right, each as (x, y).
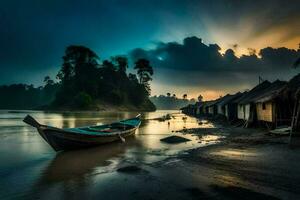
top-left (181, 74), bottom-right (300, 130)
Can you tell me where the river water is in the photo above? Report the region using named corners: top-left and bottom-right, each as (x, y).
top-left (0, 110), bottom-right (221, 199)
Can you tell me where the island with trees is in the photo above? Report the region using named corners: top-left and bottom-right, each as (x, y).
top-left (0, 45), bottom-right (156, 111)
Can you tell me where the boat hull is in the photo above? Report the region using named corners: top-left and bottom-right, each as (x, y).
top-left (38, 127), bottom-right (137, 151)
top-left (23, 114), bottom-right (141, 152)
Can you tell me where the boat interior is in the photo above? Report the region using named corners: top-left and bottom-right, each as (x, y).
top-left (80, 123), bottom-right (133, 133)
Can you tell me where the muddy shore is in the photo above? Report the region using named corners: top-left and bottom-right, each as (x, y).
top-left (105, 119), bottom-right (300, 200)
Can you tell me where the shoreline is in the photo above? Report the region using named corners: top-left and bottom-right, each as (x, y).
top-left (153, 116), bottom-right (300, 199)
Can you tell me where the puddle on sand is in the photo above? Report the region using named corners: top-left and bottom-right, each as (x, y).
top-left (210, 149), bottom-right (258, 159)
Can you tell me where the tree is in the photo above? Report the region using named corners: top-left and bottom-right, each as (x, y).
top-left (44, 76), bottom-right (54, 86)
top-left (74, 92), bottom-right (92, 108)
top-left (183, 94), bottom-right (187, 99)
top-left (293, 44), bottom-right (300, 68)
top-left (102, 60), bottom-right (115, 70)
top-left (134, 58), bottom-right (154, 94)
top-left (54, 45), bottom-right (100, 105)
top-left (167, 93), bottom-right (171, 97)
top-left (57, 45), bottom-right (99, 84)
top-left (197, 95), bottom-right (203, 102)
top-left (294, 57), bottom-right (300, 68)
top-left (173, 94), bottom-right (176, 98)
top-left (128, 73), bottom-right (138, 83)
top-left (114, 56), bottom-right (128, 74)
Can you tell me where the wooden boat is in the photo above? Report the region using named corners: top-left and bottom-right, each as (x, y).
top-left (23, 114), bottom-right (141, 151)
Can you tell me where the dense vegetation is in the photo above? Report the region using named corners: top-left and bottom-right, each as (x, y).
top-left (0, 80), bottom-right (58, 109)
top-left (150, 94), bottom-right (196, 110)
top-left (0, 45), bottom-right (155, 111)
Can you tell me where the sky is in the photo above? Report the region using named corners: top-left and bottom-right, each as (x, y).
top-left (1, 0), bottom-right (300, 100)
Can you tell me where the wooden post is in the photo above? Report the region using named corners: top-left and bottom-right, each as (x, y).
top-left (290, 99), bottom-right (299, 143)
top-left (295, 101), bottom-right (300, 130)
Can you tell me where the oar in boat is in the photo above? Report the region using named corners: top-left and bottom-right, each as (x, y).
top-left (23, 114), bottom-right (141, 151)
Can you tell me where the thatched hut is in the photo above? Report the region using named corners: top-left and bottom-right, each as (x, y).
top-left (252, 80), bottom-right (287, 127)
top-left (204, 100), bottom-right (217, 115)
top-left (233, 81), bottom-right (271, 123)
top-left (181, 104), bottom-right (196, 115)
top-left (217, 92), bottom-right (245, 120)
top-left (216, 95), bottom-right (230, 115)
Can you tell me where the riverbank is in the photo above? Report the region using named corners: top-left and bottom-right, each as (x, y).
top-left (96, 117), bottom-right (300, 200)
top-left (144, 118), bottom-right (300, 199)
top-left (1, 111), bottom-right (300, 199)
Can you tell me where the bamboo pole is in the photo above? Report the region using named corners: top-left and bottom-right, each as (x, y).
top-left (290, 99), bottom-right (299, 143)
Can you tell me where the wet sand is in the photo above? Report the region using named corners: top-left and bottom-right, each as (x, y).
top-left (35, 120), bottom-right (300, 200)
top-left (81, 123), bottom-right (300, 200)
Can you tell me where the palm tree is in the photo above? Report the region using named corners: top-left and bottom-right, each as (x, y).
top-left (198, 95), bottom-right (203, 102)
top-left (134, 58), bottom-right (154, 94)
top-left (128, 73), bottom-right (138, 83)
top-left (167, 93), bottom-right (171, 97)
top-left (183, 94), bottom-right (187, 99)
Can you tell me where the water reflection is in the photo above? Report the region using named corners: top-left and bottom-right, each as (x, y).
top-left (210, 148), bottom-right (258, 159)
top-left (38, 142), bottom-right (130, 184)
top-left (0, 110), bottom-right (224, 199)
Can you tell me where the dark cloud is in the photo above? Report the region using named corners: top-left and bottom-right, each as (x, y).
top-left (0, 0), bottom-right (300, 98)
top-left (130, 36), bottom-right (300, 92)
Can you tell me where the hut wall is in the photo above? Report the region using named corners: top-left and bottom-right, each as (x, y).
top-left (256, 102), bottom-right (274, 122)
top-left (196, 106), bottom-right (200, 115)
top-left (205, 107), bottom-right (209, 114)
top-left (217, 105), bottom-right (224, 115)
top-left (225, 105), bottom-right (229, 118)
top-left (237, 104), bottom-right (250, 120)
top-left (237, 104), bottom-right (244, 119)
top-left (208, 106), bottom-right (214, 114)
top-left (245, 104), bottom-right (250, 120)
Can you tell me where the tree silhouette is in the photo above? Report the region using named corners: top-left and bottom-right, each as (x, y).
top-left (114, 56), bottom-right (128, 74)
top-left (294, 57), bottom-right (300, 68)
top-left (1, 45), bottom-right (155, 111)
top-left (197, 95), bottom-right (203, 102)
top-left (57, 45), bottom-right (99, 83)
top-left (183, 94), bottom-right (187, 99)
top-left (128, 73), bottom-right (138, 83)
top-left (293, 44), bottom-right (300, 68)
top-left (44, 76), bottom-right (54, 86)
top-left (102, 60), bottom-right (115, 70)
top-left (167, 93), bottom-right (171, 97)
top-left (55, 45), bottom-right (100, 105)
top-left (134, 58), bottom-right (154, 94)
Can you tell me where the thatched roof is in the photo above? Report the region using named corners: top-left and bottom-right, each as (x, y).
top-left (201, 100), bottom-right (216, 108)
top-left (253, 80), bottom-right (286, 103)
top-left (281, 73), bottom-right (300, 99)
top-left (234, 80), bottom-right (272, 104)
top-left (217, 92), bottom-right (244, 106)
top-left (286, 73), bottom-right (300, 89)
